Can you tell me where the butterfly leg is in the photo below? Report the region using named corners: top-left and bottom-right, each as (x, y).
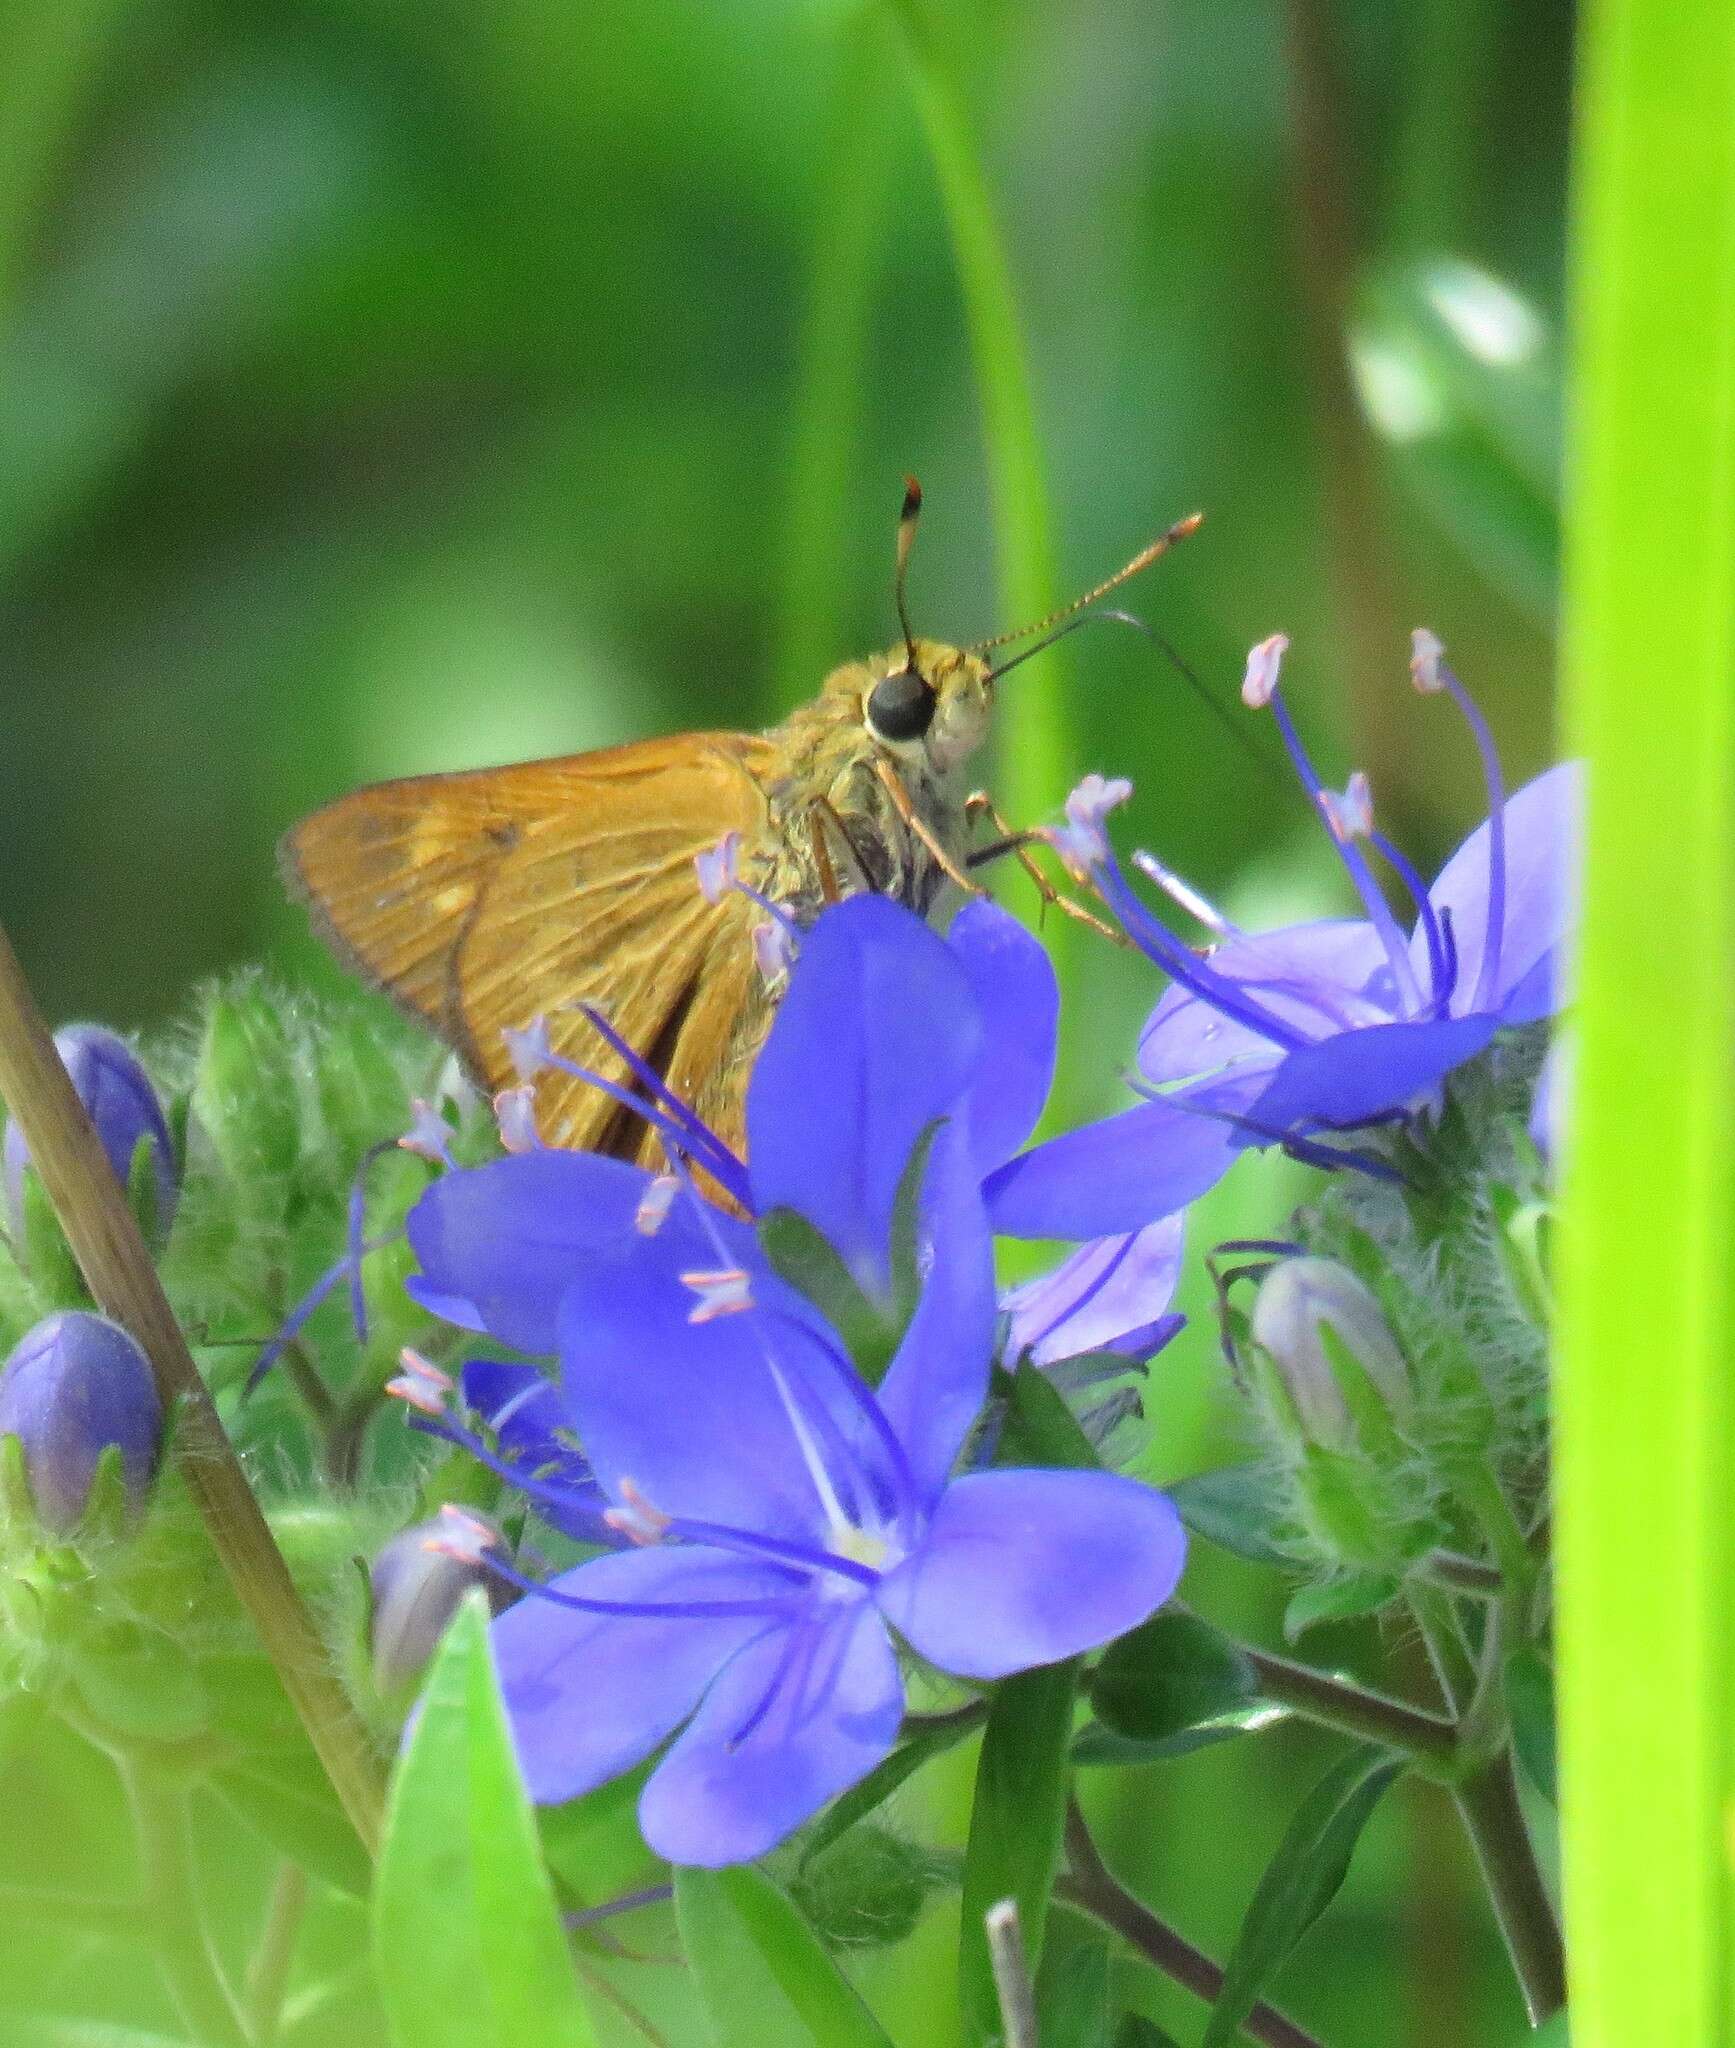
top-left (873, 758), bottom-right (985, 898)
top-left (963, 791), bottom-right (1131, 946)
top-left (806, 797), bottom-right (873, 901)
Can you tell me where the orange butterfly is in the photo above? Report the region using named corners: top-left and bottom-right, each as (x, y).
top-left (283, 487), bottom-right (1198, 1164)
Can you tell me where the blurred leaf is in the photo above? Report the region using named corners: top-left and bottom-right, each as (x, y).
top-left (1, 2023), bottom-right (198, 2048)
top-left (64, 1622), bottom-right (209, 1747)
top-left (1282, 1573), bottom-right (1399, 1643)
top-left (1167, 1464), bottom-right (1293, 1565)
top-left (798, 1713), bottom-right (979, 1869)
top-left (759, 1206), bottom-right (895, 1385)
top-left (674, 1864), bottom-right (893, 2048)
top-left (1202, 1747), bottom-right (1402, 2048)
top-left (994, 1361), bottom-right (1101, 1471)
top-left (959, 1662), bottom-right (1078, 2043)
top-left (1114, 2019), bottom-right (1182, 2048)
top-left (211, 1747), bottom-right (371, 1900)
top-left (373, 1594), bottom-right (597, 2048)
top-left (1086, 1612), bottom-right (1257, 1745)
top-left (1036, 1935), bottom-right (1110, 2048)
top-left (1505, 1648), bottom-right (1557, 1806)
top-left (1351, 255), bottom-right (1563, 618)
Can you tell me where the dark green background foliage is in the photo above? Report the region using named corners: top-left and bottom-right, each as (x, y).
top-left (0, 2), bottom-right (1569, 2043)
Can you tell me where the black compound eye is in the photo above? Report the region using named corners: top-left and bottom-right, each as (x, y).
top-left (866, 667), bottom-right (937, 742)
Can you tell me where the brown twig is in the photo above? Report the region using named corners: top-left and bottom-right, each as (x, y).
top-left (0, 920), bottom-right (385, 1853)
top-left (1062, 1802), bottom-right (1326, 2048)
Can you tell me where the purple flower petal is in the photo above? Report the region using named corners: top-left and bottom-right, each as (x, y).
top-left (637, 1599), bottom-right (902, 1867)
top-left (1418, 762), bottom-right (1583, 1016)
top-left (458, 1359), bottom-right (606, 1542)
top-left (944, 899), bottom-right (1058, 1170)
top-left (407, 1152), bottom-right (755, 1354)
top-left (876, 1468), bottom-right (1186, 1678)
top-left (557, 1242), bottom-right (853, 1544)
top-left (746, 897), bottom-right (983, 1295)
top-left (984, 1096), bottom-right (1241, 1239)
top-left (1240, 1013), bottom-right (1500, 1135)
top-left (872, 1125), bottom-right (997, 1506)
top-left (1002, 1215), bottom-right (1184, 1366)
top-left (1136, 920), bottom-right (1396, 1086)
top-left (491, 1548), bottom-right (792, 1805)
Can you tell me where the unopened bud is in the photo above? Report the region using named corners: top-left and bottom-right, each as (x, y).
top-left (1251, 1258), bottom-right (1410, 1450)
top-left (4, 1026), bottom-right (178, 1253)
top-left (191, 986), bottom-right (301, 1186)
top-left (369, 1515), bottom-right (506, 1696)
top-left (0, 1312), bottom-right (163, 1534)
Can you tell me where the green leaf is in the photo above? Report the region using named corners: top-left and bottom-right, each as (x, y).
top-left (1282, 1574), bottom-right (1400, 1643)
top-left (674, 1864), bottom-right (894, 2048)
top-left (758, 1206), bottom-right (897, 1385)
top-left (373, 1594), bottom-right (597, 2048)
top-left (887, 1119), bottom-right (942, 1330)
top-left (1035, 1935), bottom-right (1110, 2048)
top-left (798, 1713), bottom-right (979, 1869)
top-left (1070, 1716), bottom-right (1269, 1769)
top-left (1114, 2018), bottom-right (1182, 2048)
top-left (1167, 1465), bottom-right (1294, 1565)
top-left (64, 1620), bottom-right (210, 1746)
top-left (1202, 1747), bottom-right (1402, 2048)
top-left (211, 1746), bottom-right (372, 1899)
top-left (959, 1662), bottom-right (1078, 2043)
top-left (1085, 1612), bottom-right (1258, 1746)
top-left (1505, 1648), bottom-right (1557, 1806)
top-left (994, 1362), bottom-right (1100, 1471)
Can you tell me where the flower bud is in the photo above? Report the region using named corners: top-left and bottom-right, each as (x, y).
top-left (191, 985), bottom-right (301, 1188)
top-left (369, 1516), bottom-right (505, 1697)
top-left (4, 1026), bottom-right (178, 1251)
top-left (1250, 1257), bottom-right (1410, 1450)
top-left (0, 1312), bottom-right (163, 1533)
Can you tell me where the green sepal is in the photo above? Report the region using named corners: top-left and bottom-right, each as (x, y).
top-left (1282, 1572), bottom-right (1401, 1643)
top-left (75, 1440), bottom-right (138, 1546)
top-left (18, 1162), bottom-right (87, 1307)
top-left (1166, 1463), bottom-right (1295, 1565)
top-left (0, 1429), bottom-right (37, 1526)
top-left (192, 985), bottom-right (303, 1193)
top-left (992, 1361), bottom-right (1100, 1471)
top-left (1085, 1611), bottom-right (1258, 1745)
top-left (758, 1207), bottom-right (897, 1386)
top-left (781, 1821), bottom-right (954, 1952)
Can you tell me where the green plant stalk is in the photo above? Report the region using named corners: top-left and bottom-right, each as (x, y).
top-left (886, 0), bottom-right (1069, 846)
top-left (773, 9), bottom-right (893, 706)
top-left (120, 1757), bottom-right (250, 2047)
top-left (1557, 4), bottom-right (1735, 2044)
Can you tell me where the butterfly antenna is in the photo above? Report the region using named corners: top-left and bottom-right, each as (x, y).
top-left (970, 510), bottom-right (1204, 656)
top-left (894, 475), bottom-right (922, 672)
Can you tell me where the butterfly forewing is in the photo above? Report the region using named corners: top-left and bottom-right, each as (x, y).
top-left (280, 734), bottom-right (777, 1160)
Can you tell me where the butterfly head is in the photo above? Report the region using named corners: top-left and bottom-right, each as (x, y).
top-left (856, 638), bottom-right (995, 774)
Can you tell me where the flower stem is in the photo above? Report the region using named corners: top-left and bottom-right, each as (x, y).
top-left (0, 918), bottom-right (386, 1854)
top-left (120, 1757), bottom-right (250, 2047)
top-left (1061, 1802), bottom-right (1325, 2048)
top-left (1450, 1754), bottom-right (1565, 2026)
top-left (1240, 1643), bottom-right (1460, 1775)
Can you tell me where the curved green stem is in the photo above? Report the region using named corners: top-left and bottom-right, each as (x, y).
top-left (1240, 1642), bottom-right (1460, 1776)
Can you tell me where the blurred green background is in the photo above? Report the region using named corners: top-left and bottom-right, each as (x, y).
top-left (0, 1), bottom-right (1571, 2043)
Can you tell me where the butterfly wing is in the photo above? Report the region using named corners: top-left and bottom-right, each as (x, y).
top-left (280, 734), bottom-right (778, 1161)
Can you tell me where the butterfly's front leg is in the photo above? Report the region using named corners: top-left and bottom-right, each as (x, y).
top-left (963, 790), bottom-right (1130, 946)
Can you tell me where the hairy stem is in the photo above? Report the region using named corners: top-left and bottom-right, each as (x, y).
top-left (1451, 1754), bottom-right (1565, 2025)
top-left (1061, 1803), bottom-right (1325, 2048)
top-left (0, 918), bottom-right (386, 1852)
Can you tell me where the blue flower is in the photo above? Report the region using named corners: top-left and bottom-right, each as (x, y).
top-left (421, 1186), bottom-right (1185, 1866)
top-left (0, 1311), bottom-right (163, 1532)
top-left (4, 1026), bottom-right (178, 1247)
top-left (404, 893), bottom-right (1235, 1352)
top-left (1057, 633), bottom-right (1582, 1161)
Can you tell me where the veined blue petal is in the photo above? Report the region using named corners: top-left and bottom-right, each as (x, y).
top-left (876, 1468), bottom-right (1186, 1678)
top-left (945, 899), bottom-right (1058, 1171)
top-left (745, 896), bottom-right (983, 1296)
top-left (1002, 1215), bottom-right (1184, 1367)
top-left (984, 1096), bottom-right (1240, 1239)
top-left (490, 1548), bottom-right (793, 1805)
top-left (407, 1152), bottom-right (755, 1355)
top-left (872, 1124), bottom-right (997, 1507)
top-left (1416, 762), bottom-right (1583, 1018)
top-left (637, 1599), bottom-right (902, 1867)
top-left (1241, 1013), bottom-right (1500, 1135)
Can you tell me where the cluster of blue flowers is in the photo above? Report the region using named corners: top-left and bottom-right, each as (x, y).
top-left (382, 628), bottom-right (1579, 1870)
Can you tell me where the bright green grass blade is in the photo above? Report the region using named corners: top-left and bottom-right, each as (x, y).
top-left (1557, 5), bottom-right (1735, 2043)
